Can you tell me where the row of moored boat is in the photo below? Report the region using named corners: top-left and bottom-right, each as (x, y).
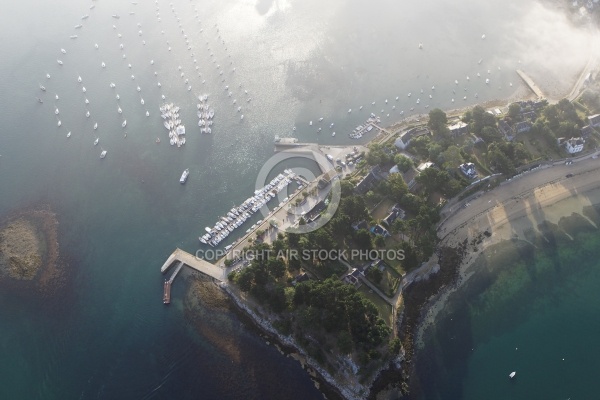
top-left (200, 170), bottom-right (296, 247)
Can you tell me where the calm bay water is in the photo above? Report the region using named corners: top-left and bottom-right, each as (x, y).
top-left (0, 0), bottom-right (596, 398)
top-left (415, 211), bottom-right (600, 400)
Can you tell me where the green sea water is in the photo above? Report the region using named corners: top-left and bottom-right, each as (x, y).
top-left (416, 207), bottom-right (600, 399)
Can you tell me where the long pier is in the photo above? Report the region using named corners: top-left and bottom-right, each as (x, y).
top-left (516, 69), bottom-right (545, 99)
top-left (163, 261), bottom-right (184, 304)
top-left (161, 248), bottom-right (225, 280)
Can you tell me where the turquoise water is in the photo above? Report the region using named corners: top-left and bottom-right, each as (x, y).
top-left (0, 0), bottom-right (595, 398)
top-left (416, 211), bottom-right (600, 399)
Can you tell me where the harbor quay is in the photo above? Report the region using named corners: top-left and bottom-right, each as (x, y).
top-left (160, 142), bottom-right (363, 302)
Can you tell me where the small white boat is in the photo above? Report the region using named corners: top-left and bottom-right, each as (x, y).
top-left (70, 35), bottom-right (78, 39)
top-left (94, 122), bottom-right (98, 130)
top-left (240, 114), bottom-right (244, 120)
top-left (137, 86), bottom-right (141, 92)
top-left (116, 94), bottom-right (120, 100)
top-left (94, 138), bottom-right (99, 146)
top-left (109, 83), bottom-right (115, 88)
top-left (57, 59), bottom-right (63, 65)
top-left (95, 43), bottom-right (99, 49)
top-left (131, 75), bottom-right (135, 80)
top-left (157, 82), bottom-right (161, 87)
top-left (146, 111), bottom-right (150, 117)
top-left (46, 73), bottom-right (51, 79)
top-left (348, 109), bottom-right (351, 113)
top-left (74, 24), bottom-right (82, 29)
top-left (57, 120), bottom-right (61, 127)
top-left (100, 149), bottom-right (107, 159)
top-left (481, 34), bottom-right (486, 40)
top-left (60, 48), bottom-right (67, 54)
top-left (418, 43), bottom-right (423, 49)
top-left (67, 131), bottom-right (71, 138)
top-left (140, 98), bottom-right (144, 105)
top-left (509, 371), bottom-right (516, 379)
top-left (85, 98), bottom-right (89, 104)
top-left (118, 107), bottom-right (122, 114)
top-left (77, 76), bottom-right (82, 83)
top-left (82, 86), bottom-right (86, 93)
top-left (55, 94), bottom-right (59, 100)
top-left (332, 132), bottom-right (336, 137)
top-left (101, 62), bottom-right (105, 68)
top-left (150, 60), bottom-right (154, 65)
top-left (122, 120), bottom-right (127, 128)
top-left (86, 111), bottom-right (90, 117)
top-left (55, 108), bottom-right (59, 115)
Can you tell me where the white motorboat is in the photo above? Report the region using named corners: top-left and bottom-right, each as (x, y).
top-left (46, 73), bottom-right (50, 79)
top-left (118, 107), bottom-right (122, 114)
top-left (95, 43), bottom-right (99, 49)
top-left (116, 94), bottom-right (120, 100)
top-left (74, 24), bottom-right (82, 29)
top-left (57, 120), bottom-right (61, 127)
top-left (61, 48), bottom-right (67, 54)
top-left (140, 98), bottom-right (144, 105)
top-left (81, 14), bottom-right (89, 19)
top-left (509, 371), bottom-right (516, 379)
top-left (180, 168), bottom-right (190, 184)
top-left (332, 132), bottom-right (336, 137)
top-left (55, 108), bottom-right (59, 115)
top-left (157, 82), bottom-right (161, 87)
top-left (78, 76), bottom-right (82, 83)
top-left (122, 120), bottom-right (127, 128)
top-left (146, 111), bottom-right (150, 117)
top-left (82, 86), bottom-right (86, 93)
top-left (100, 149), bottom-right (107, 159)
top-left (57, 59), bottom-right (63, 65)
top-left (109, 83), bottom-right (115, 88)
top-left (70, 35), bottom-right (78, 39)
top-left (94, 122), bottom-right (98, 130)
top-left (86, 111), bottom-right (90, 117)
top-left (67, 131), bottom-right (71, 138)
top-left (85, 98), bottom-right (89, 104)
top-left (101, 62), bottom-right (106, 68)
top-left (94, 138), bottom-right (99, 146)
top-left (55, 94), bottom-right (59, 100)
top-left (137, 86), bottom-right (141, 92)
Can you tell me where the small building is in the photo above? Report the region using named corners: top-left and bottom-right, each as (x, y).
top-left (459, 162), bottom-right (478, 179)
top-left (355, 172), bottom-right (376, 194)
top-left (581, 124), bottom-right (594, 139)
top-left (394, 127), bottom-right (430, 150)
top-left (292, 272), bottom-right (310, 286)
top-left (343, 268), bottom-right (362, 286)
top-left (383, 204), bottom-right (405, 227)
top-left (417, 161), bottom-right (434, 172)
top-left (448, 121), bottom-right (469, 136)
top-left (352, 220), bottom-right (368, 231)
top-left (498, 119), bottom-right (513, 141)
top-left (588, 114), bottom-right (600, 128)
top-left (370, 224), bottom-right (390, 237)
top-left (513, 121), bottom-right (532, 134)
top-left (565, 137), bottom-right (584, 154)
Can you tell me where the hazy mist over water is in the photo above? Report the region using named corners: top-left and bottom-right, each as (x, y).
top-left (0, 0), bottom-right (598, 398)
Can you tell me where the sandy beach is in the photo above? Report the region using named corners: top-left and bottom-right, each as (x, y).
top-left (414, 153), bottom-right (600, 345)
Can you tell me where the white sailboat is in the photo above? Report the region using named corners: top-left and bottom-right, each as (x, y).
top-left (94, 137), bottom-right (99, 146)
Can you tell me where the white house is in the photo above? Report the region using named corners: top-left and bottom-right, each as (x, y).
top-left (565, 137), bottom-right (584, 154)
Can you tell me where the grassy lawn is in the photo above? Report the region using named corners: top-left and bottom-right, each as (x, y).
top-left (358, 285), bottom-right (393, 326)
top-left (302, 261), bottom-right (348, 280)
top-left (517, 133), bottom-right (562, 160)
top-left (367, 262), bottom-right (402, 297)
top-left (371, 197), bottom-right (396, 220)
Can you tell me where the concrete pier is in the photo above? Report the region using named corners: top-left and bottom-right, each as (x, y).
top-left (161, 248), bottom-right (225, 281)
top-left (516, 69), bottom-right (545, 99)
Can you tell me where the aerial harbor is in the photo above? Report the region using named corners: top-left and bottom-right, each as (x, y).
top-left (3, 0), bottom-right (600, 399)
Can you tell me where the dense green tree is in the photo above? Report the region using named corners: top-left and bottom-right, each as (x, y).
top-left (340, 180), bottom-right (355, 197)
top-left (508, 103), bottom-right (521, 120)
top-left (374, 235), bottom-right (386, 248)
top-left (471, 105), bottom-right (498, 135)
top-left (480, 126), bottom-right (502, 143)
top-left (428, 108), bottom-right (448, 134)
top-left (367, 266), bottom-right (383, 284)
top-left (354, 229), bottom-right (373, 250)
top-left (387, 172), bottom-right (409, 202)
top-left (394, 154), bottom-right (414, 172)
top-left (409, 135), bottom-right (432, 159)
top-left (439, 145), bottom-right (464, 170)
